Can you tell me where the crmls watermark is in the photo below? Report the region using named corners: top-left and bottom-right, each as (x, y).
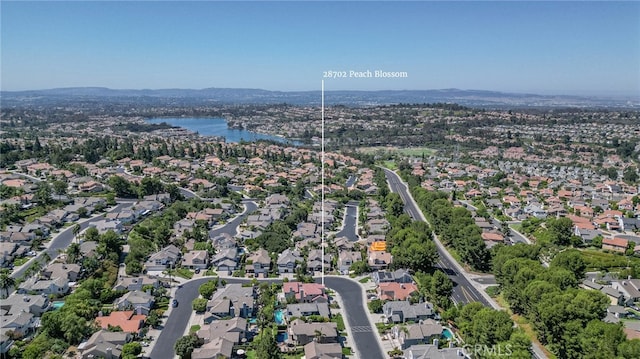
top-left (462, 344), bottom-right (513, 357)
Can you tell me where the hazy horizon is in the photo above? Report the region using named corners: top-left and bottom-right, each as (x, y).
top-left (2, 85), bottom-right (638, 100)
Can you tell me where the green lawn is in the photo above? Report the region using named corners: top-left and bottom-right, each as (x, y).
top-left (394, 147), bottom-right (437, 157)
top-left (12, 257), bottom-right (30, 267)
top-left (510, 223), bottom-right (523, 232)
top-left (331, 313), bottom-right (346, 332)
top-left (204, 269), bottom-right (218, 276)
top-left (168, 268), bottom-right (193, 280)
top-left (382, 160), bottom-right (397, 170)
top-left (581, 250), bottom-right (640, 271)
top-left (358, 277), bottom-right (370, 283)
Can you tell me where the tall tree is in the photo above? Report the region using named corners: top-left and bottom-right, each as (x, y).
top-left (551, 249), bottom-right (586, 280)
top-left (72, 224), bottom-right (81, 244)
top-left (431, 270), bottom-right (453, 309)
top-left (0, 272), bottom-right (16, 298)
top-left (256, 328), bottom-right (281, 359)
top-left (66, 242), bottom-right (81, 264)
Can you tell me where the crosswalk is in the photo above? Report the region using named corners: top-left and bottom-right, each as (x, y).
top-left (351, 325), bottom-right (373, 333)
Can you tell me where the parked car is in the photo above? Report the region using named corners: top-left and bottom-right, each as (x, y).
top-left (172, 299), bottom-right (179, 307)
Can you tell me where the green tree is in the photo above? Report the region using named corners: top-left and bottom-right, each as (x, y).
top-left (368, 299), bottom-right (383, 313)
top-left (52, 180), bottom-right (68, 195)
top-left (72, 223), bottom-right (81, 243)
top-left (140, 176), bottom-right (165, 196)
top-left (198, 279), bottom-right (219, 299)
top-left (0, 272), bottom-right (16, 298)
top-left (34, 181), bottom-right (53, 205)
top-left (122, 342), bottom-right (142, 358)
top-left (61, 312), bottom-right (90, 344)
top-left (108, 175), bottom-right (136, 198)
top-left (618, 339), bottom-right (640, 359)
top-left (465, 308), bottom-right (513, 347)
top-left (351, 260), bottom-right (370, 275)
top-left (84, 226), bottom-right (99, 242)
top-left (255, 327), bottom-right (281, 359)
top-left (580, 320), bottom-right (625, 359)
top-left (551, 249), bottom-right (586, 279)
top-left (66, 242), bottom-right (81, 264)
top-left (106, 192), bottom-right (116, 206)
top-left (385, 192), bottom-right (405, 218)
top-left (192, 298), bottom-right (208, 313)
top-left (431, 270), bottom-right (453, 309)
top-left (623, 166), bottom-right (638, 183)
top-left (77, 206), bottom-right (88, 218)
top-left (146, 310), bottom-right (161, 328)
top-left (174, 334), bottom-right (201, 359)
top-left (98, 230), bottom-right (122, 257)
top-left (547, 217), bottom-right (574, 246)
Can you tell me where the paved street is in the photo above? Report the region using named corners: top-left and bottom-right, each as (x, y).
top-left (151, 274), bottom-right (386, 359)
top-left (209, 200), bottom-right (257, 238)
top-left (383, 168), bottom-right (547, 359)
top-left (383, 168), bottom-right (492, 307)
top-left (336, 201), bottom-right (359, 242)
top-left (11, 202), bottom-right (134, 280)
top-left (322, 276), bottom-right (386, 359)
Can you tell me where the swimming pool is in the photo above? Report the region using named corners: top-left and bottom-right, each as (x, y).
top-left (52, 301), bottom-right (65, 310)
top-left (274, 309), bottom-right (285, 325)
top-left (442, 328), bottom-right (454, 340)
top-left (276, 332), bottom-right (288, 343)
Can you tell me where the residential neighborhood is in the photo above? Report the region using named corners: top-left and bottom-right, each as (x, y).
top-left (0, 100), bottom-right (639, 359)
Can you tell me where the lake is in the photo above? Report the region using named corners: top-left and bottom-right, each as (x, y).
top-left (145, 117), bottom-right (296, 144)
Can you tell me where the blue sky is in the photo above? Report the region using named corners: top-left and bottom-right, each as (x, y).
top-left (2, 1), bottom-right (639, 97)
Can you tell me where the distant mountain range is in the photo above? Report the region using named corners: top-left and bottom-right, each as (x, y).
top-left (2, 87), bottom-right (638, 108)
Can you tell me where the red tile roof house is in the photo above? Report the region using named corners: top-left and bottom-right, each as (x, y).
top-left (95, 310), bottom-right (146, 334)
top-left (481, 232), bottom-right (505, 243)
top-left (78, 180), bottom-right (104, 193)
top-left (377, 282), bottom-right (419, 301)
top-left (603, 237), bottom-right (629, 253)
top-left (283, 282), bottom-right (328, 303)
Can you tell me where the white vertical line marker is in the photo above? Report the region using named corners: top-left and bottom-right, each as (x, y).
top-left (321, 80), bottom-right (325, 286)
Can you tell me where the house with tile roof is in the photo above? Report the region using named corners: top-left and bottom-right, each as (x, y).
top-left (95, 310), bottom-right (146, 334)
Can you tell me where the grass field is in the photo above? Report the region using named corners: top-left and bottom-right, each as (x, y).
top-left (581, 249), bottom-right (640, 271)
top-left (382, 160), bottom-right (397, 170)
top-left (358, 146), bottom-right (437, 157)
top-left (394, 147), bottom-right (437, 157)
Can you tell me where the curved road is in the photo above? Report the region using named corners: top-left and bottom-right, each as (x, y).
top-left (11, 202), bottom-right (134, 280)
top-left (209, 200), bottom-right (258, 238)
top-left (151, 276), bottom-right (384, 359)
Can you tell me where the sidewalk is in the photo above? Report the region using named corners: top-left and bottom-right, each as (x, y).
top-left (328, 274), bottom-right (391, 359)
top-left (329, 284), bottom-right (361, 358)
top-left (141, 275), bottom-right (189, 359)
